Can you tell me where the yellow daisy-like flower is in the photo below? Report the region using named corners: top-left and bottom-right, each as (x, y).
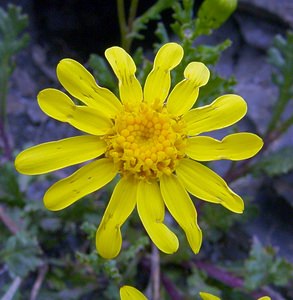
top-left (200, 292), bottom-right (221, 300)
top-left (120, 286), bottom-right (147, 300)
top-left (15, 43), bottom-right (263, 259)
top-left (199, 292), bottom-right (271, 300)
top-left (119, 287), bottom-right (271, 300)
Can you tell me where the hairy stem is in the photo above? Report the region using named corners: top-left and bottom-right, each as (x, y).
top-left (117, 0), bottom-right (129, 50)
top-left (117, 0), bottom-right (139, 52)
top-left (128, 0), bottom-right (139, 31)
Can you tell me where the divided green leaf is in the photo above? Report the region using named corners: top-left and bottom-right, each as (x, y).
top-left (253, 146), bottom-right (293, 177)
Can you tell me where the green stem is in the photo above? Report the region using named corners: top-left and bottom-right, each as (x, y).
top-left (117, 0), bottom-right (129, 50)
top-left (266, 87), bottom-right (291, 135)
top-left (128, 0), bottom-right (139, 30)
top-left (0, 67), bottom-right (12, 160)
top-left (0, 71), bottom-right (9, 128)
top-left (266, 45), bottom-right (293, 135)
top-left (277, 114), bottom-right (293, 135)
top-left (117, 0), bottom-right (139, 52)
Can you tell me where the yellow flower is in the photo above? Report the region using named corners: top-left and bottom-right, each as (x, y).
top-left (120, 286), bottom-right (147, 300)
top-left (15, 43), bottom-right (263, 258)
top-left (200, 292), bottom-right (221, 300)
top-left (199, 292), bottom-right (271, 300)
top-left (119, 288), bottom-right (271, 300)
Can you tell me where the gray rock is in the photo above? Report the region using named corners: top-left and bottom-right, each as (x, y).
top-left (235, 12), bottom-right (286, 49)
top-left (239, 0), bottom-right (293, 28)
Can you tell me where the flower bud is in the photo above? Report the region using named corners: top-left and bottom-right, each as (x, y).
top-left (196, 0), bottom-right (238, 35)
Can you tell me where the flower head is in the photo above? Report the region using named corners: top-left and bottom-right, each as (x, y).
top-left (199, 292), bottom-right (221, 300)
top-left (15, 43), bottom-right (263, 258)
top-left (199, 292), bottom-right (271, 300)
top-left (120, 286), bottom-right (147, 300)
top-left (119, 287), bottom-right (271, 300)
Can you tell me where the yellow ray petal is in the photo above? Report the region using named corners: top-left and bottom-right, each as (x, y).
top-left (44, 158), bottom-right (117, 211)
top-left (56, 58), bottom-right (122, 117)
top-left (15, 135), bottom-right (106, 175)
top-left (144, 43), bottom-right (183, 107)
top-left (167, 62), bottom-right (210, 116)
top-left (258, 297), bottom-right (271, 300)
top-left (160, 174), bottom-right (202, 254)
top-left (105, 46), bottom-right (142, 106)
top-left (176, 158), bottom-right (244, 213)
top-left (183, 94), bottom-right (247, 135)
top-left (120, 286), bottom-right (148, 300)
top-left (186, 133), bottom-right (263, 161)
top-left (38, 88), bottom-right (113, 135)
top-left (96, 177), bottom-right (137, 259)
top-left (137, 180), bottom-right (179, 254)
top-left (199, 292), bottom-right (221, 300)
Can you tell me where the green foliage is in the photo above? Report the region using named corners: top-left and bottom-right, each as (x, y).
top-left (171, 0), bottom-right (237, 40)
top-left (0, 167), bottom-right (149, 298)
top-left (253, 146), bottom-right (293, 176)
top-left (198, 72), bottom-right (236, 106)
top-left (0, 4), bottom-right (29, 62)
top-left (170, 0), bottom-right (196, 41)
top-left (0, 162), bottom-right (23, 205)
top-left (0, 4), bottom-right (29, 123)
top-left (266, 31), bottom-right (293, 134)
top-left (201, 203), bottom-right (243, 238)
top-left (130, 0), bottom-right (175, 41)
top-left (164, 1), bottom-right (236, 104)
top-left (189, 39), bottom-right (232, 65)
top-left (88, 54), bottom-right (117, 92)
top-left (195, 0), bottom-right (237, 37)
top-left (89, 0), bottom-right (236, 108)
top-left (187, 268), bottom-right (221, 298)
top-left (243, 238), bottom-right (293, 290)
top-left (0, 231), bottom-right (42, 277)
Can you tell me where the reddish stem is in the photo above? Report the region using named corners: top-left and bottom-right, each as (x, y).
top-left (161, 273), bottom-right (184, 300)
top-left (193, 260), bottom-right (286, 300)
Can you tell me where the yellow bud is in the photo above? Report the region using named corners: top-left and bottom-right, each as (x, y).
top-left (196, 0), bottom-right (237, 35)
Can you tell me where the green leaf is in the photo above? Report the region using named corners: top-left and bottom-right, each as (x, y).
top-left (119, 235), bottom-right (149, 262)
top-left (194, 0), bottom-right (237, 37)
top-left (253, 146), bottom-right (293, 176)
top-left (87, 54), bottom-right (117, 93)
top-left (187, 267), bottom-right (221, 297)
top-left (192, 39), bottom-right (232, 65)
top-left (80, 221), bottom-right (96, 240)
top-left (0, 162), bottom-right (23, 206)
top-left (266, 31), bottom-right (293, 133)
top-left (244, 237), bottom-right (293, 290)
top-left (155, 22), bottom-right (169, 44)
top-left (0, 231), bottom-right (43, 277)
top-left (0, 4), bottom-right (29, 64)
top-left (0, 4), bottom-right (29, 127)
top-left (198, 72), bottom-right (236, 106)
top-left (170, 0), bottom-right (195, 41)
top-left (130, 0), bottom-right (175, 40)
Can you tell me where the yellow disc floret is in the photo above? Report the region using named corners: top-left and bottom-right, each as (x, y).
top-left (105, 103), bottom-right (187, 180)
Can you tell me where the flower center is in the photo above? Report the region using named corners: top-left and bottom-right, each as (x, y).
top-left (104, 103), bottom-right (187, 180)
